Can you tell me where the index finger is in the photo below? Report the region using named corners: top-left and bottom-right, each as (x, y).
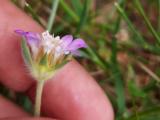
top-left (0, 0), bottom-right (43, 91)
top-left (0, 1), bottom-right (114, 120)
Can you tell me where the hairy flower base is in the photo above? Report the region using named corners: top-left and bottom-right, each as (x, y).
top-left (15, 30), bottom-right (87, 81)
top-left (32, 64), bottom-right (55, 81)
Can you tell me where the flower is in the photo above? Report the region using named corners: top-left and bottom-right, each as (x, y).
top-left (15, 29), bottom-right (87, 81)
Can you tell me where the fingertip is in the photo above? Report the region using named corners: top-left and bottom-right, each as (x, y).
top-left (2, 117), bottom-right (56, 120)
top-left (0, 0), bottom-right (43, 92)
top-left (28, 61), bottom-right (114, 120)
top-left (0, 95), bottom-right (29, 118)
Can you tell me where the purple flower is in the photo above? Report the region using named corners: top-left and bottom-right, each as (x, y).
top-left (15, 30), bottom-right (87, 56)
top-left (15, 30), bottom-right (42, 58)
top-left (15, 29), bottom-right (40, 47)
top-left (61, 35), bottom-right (87, 55)
top-left (15, 29), bottom-right (87, 80)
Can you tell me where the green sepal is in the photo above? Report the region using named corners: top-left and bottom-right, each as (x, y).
top-left (55, 60), bottom-right (68, 70)
top-left (39, 54), bottom-right (47, 66)
top-left (21, 37), bottom-right (33, 66)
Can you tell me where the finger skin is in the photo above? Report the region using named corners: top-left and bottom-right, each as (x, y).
top-left (0, 96), bottom-right (57, 120)
top-left (1, 118), bottom-right (55, 120)
top-left (0, 0), bottom-right (43, 91)
top-left (0, 1), bottom-right (114, 120)
top-left (0, 95), bottom-right (28, 118)
top-left (38, 61), bottom-right (114, 120)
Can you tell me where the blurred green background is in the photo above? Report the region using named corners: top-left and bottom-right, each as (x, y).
top-left (1, 0), bottom-right (160, 119)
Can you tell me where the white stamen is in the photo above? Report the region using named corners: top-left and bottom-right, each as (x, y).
top-left (64, 51), bottom-right (70, 55)
top-left (41, 31), bottom-right (65, 57)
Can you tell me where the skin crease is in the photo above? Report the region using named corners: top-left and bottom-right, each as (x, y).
top-left (0, 0), bottom-right (114, 120)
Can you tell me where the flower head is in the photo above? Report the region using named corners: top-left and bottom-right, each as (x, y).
top-left (15, 29), bottom-right (87, 80)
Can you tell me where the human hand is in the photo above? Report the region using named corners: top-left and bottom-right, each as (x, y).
top-left (0, 1), bottom-right (114, 120)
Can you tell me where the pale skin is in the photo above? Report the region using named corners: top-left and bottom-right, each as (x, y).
top-left (0, 1), bottom-right (114, 120)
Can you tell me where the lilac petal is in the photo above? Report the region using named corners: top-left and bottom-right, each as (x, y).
top-left (67, 38), bottom-right (87, 52)
top-left (61, 35), bottom-right (73, 48)
top-left (15, 29), bottom-right (26, 35)
top-left (25, 32), bottom-right (40, 46)
top-left (15, 29), bottom-right (40, 47)
top-left (71, 50), bottom-right (81, 56)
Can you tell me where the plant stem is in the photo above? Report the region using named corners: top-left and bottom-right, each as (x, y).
top-left (137, 61), bottom-right (160, 83)
top-left (134, 0), bottom-right (160, 44)
top-left (158, 0), bottom-right (160, 32)
top-left (34, 80), bottom-right (45, 117)
top-left (47, 0), bottom-right (60, 32)
top-left (59, 0), bottom-right (79, 22)
top-left (25, 2), bottom-right (44, 28)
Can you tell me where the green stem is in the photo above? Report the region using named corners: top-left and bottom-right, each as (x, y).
top-left (134, 0), bottom-right (160, 44)
top-left (158, 0), bottom-right (160, 32)
top-left (34, 80), bottom-right (45, 117)
top-left (132, 98), bottom-right (139, 120)
top-left (59, 0), bottom-right (79, 22)
top-left (124, 106), bottom-right (160, 120)
top-left (47, 0), bottom-right (60, 32)
top-left (25, 3), bottom-right (44, 28)
top-left (114, 3), bottom-right (145, 45)
top-left (115, 2), bottom-right (160, 54)
top-left (137, 61), bottom-right (160, 83)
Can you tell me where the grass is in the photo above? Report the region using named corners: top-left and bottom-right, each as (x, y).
top-left (6, 0), bottom-right (160, 119)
